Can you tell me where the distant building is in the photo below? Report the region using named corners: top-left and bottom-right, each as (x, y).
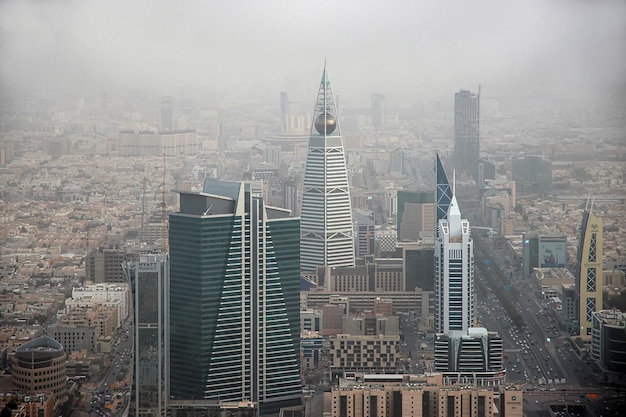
top-left (371, 93), bottom-right (385, 129)
top-left (389, 148), bottom-right (404, 176)
top-left (43, 137), bottom-right (71, 157)
top-left (453, 89), bottom-right (480, 180)
top-left (160, 96), bottom-right (174, 132)
top-left (354, 211), bottom-right (375, 258)
top-left (396, 190), bottom-right (435, 242)
top-left (511, 155), bottom-right (552, 195)
top-left (117, 130), bottom-right (198, 156)
top-left (522, 232), bottom-right (539, 277)
top-left (477, 158), bottom-right (496, 189)
top-left (85, 247), bottom-right (127, 284)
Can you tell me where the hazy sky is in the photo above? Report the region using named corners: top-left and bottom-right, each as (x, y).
top-left (1, 0), bottom-right (624, 100)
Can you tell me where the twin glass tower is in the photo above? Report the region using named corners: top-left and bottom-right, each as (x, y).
top-left (300, 66), bottom-right (355, 273)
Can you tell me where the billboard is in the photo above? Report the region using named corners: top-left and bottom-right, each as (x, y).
top-left (539, 238), bottom-right (566, 268)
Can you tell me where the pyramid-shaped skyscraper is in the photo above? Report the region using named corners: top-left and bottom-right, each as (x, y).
top-left (300, 65), bottom-right (355, 273)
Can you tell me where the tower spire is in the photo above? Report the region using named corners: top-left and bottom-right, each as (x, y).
top-left (311, 65), bottom-right (339, 137)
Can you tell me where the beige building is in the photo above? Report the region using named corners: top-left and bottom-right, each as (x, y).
top-left (59, 305), bottom-right (118, 338)
top-left (328, 334), bottom-right (400, 374)
top-left (324, 373), bottom-right (523, 417)
top-left (12, 336), bottom-right (67, 402)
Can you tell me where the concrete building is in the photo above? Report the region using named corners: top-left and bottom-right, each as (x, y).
top-left (301, 66), bottom-right (355, 273)
top-left (12, 336), bottom-right (67, 401)
top-left (328, 334), bottom-right (400, 376)
top-left (168, 179), bottom-right (302, 415)
top-left (511, 155), bottom-right (552, 195)
top-left (342, 313), bottom-right (400, 336)
top-left (117, 130), bottom-right (198, 156)
top-left (71, 283), bottom-right (130, 320)
top-left (325, 373), bottom-right (522, 417)
top-left (355, 211), bottom-right (375, 258)
top-left (85, 247), bottom-right (127, 283)
top-left (47, 325), bottom-right (96, 354)
top-left (396, 190), bottom-right (435, 242)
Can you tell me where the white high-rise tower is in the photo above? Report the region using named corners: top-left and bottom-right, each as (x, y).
top-left (300, 65), bottom-right (355, 273)
top-left (434, 194), bottom-right (474, 334)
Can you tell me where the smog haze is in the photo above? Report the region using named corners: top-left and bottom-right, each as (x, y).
top-left (1, 0), bottom-right (625, 101)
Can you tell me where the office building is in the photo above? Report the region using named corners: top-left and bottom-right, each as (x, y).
top-left (300, 66), bottom-right (355, 273)
top-left (434, 329), bottom-right (505, 385)
top-left (434, 159), bottom-right (504, 384)
top-left (160, 96), bottom-right (174, 132)
top-left (169, 179), bottom-right (302, 415)
top-left (371, 93), bottom-right (385, 128)
top-left (453, 89), bottom-right (480, 179)
top-left (47, 325), bottom-right (96, 354)
top-left (124, 253), bottom-right (169, 417)
top-left (511, 155), bottom-right (552, 195)
top-left (403, 244), bottom-right (435, 292)
top-left (435, 194), bottom-right (474, 334)
top-left (591, 309), bottom-right (626, 376)
top-left (522, 232), bottom-right (540, 276)
top-left (396, 190), bottom-right (435, 242)
top-left (355, 211), bottom-right (375, 258)
top-left (575, 206), bottom-right (603, 337)
top-left (117, 129), bottom-right (198, 156)
top-left (85, 247), bottom-right (127, 283)
top-left (326, 374), bottom-right (522, 417)
top-left (328, 334), bottom-right (400, 376)
top-left (477, 158), bottom-right (496, 189)
top-left (12, 336), bottom-right (68, 401)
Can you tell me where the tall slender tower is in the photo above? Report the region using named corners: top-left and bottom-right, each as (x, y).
top-left (160, 96), bottom-right (174, 132)
top-left (168, 180), bottom-right (302, 415)
top-left (433, 161), bottom-right (503, 384)
top-left (124, 253), bottom-right (169, 417)
top-left (453, 89), bottom-right (480, 180)
top-left (300, 65), bottom-right (354, 273)
top-left (575, 205), bottom-right (603, 337)
top-left (434, 194), bottom-right (474, 334)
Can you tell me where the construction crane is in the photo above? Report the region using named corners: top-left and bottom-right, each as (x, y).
top-left (161, 153), bottom-right (168, 253)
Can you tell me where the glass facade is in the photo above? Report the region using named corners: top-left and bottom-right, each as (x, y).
top-left (169, 181), bottom-right (302, 415)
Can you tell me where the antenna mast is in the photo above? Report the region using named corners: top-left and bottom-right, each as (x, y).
top-left (161, 153), bottom-right (168, 253)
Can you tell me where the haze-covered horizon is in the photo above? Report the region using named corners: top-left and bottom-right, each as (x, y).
top-left (1, 0), bottom-right (625, 103)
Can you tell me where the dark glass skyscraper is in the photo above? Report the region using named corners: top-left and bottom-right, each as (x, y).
top-left (168, 180), bottom-right (302, 415)
top-left (453, 89), bottom-right (480, 179)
